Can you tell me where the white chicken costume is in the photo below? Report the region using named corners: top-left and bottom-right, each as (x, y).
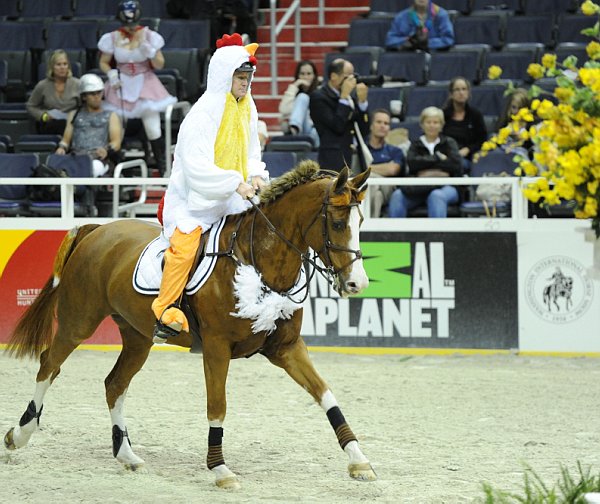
top-left (152, 33), bottom-right (269, 342)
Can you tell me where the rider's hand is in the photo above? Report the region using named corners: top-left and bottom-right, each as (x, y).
top-left (236, 181), bottom-right (255, 199)
top-left (356, 82), bottom-right (368, 104)
top-left (251, 176), bottom-right (267, 192)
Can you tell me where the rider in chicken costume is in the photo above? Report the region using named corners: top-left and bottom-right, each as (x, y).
top-left (152, 33), bottom-right (269, 342)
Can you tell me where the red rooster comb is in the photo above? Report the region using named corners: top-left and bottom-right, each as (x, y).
top-left (216, 33), bottom-right (243, 49)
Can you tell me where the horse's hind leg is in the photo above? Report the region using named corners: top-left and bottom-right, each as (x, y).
top-left (105, 319), bottom-right (153, 471)
top-left (265, 337), bottom-right (376, 482)
top-left (4, 348), bottom-right (60, 450)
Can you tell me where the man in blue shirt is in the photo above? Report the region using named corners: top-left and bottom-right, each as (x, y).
top-left (367, 108), bottom-right (406, 217)
top-left (385, 0), bottom-right (454, 51)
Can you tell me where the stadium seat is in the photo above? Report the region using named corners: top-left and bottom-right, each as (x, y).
top-left (72, 0), bottom-right (113, 18)
top-left (0, 103), bottom-right (35, 140)
top-left (14, 134), bottom-right (61, 164)
top-left (483, 48), bottom-right (538, 85)
top-left (0, 0), bottom-right (20, 19)
top-left (0, 59), bottom-right (7, 101)
top-left (162, 48), bottom-right (204, 102)
top-left (0, 152), bottom-right (38, 216)
top-left (158, 19), bottom-right (211, 49)
top-left (324, 51), bottom-right (375, 79)
top-left (403, 85), bottom-right (448, 120)
top-left (262, 151), bottom-right (297, 178)
top-left (138, 0), bottom-right (168, 18)
top-left (469, 83), bottom-right (505, 117)
top-left (348, 18), bottom-right (392, 48)
top-left (19, 0), bottom-right (73, 19)
top-left (368, 87), bottom-right (404, 117)
top-left (460, 150), bottom-right (517, 217)
top-left (28, 154), bottom-right (97, 217)
top-left (453, 15), bottom-right (504, 49)
top-left (504, 15), bottom-right (556, 47)
top-left (429, 50), bottom-right (481, 84)
top-left (377, 51), bottom-right (429, 85)
top-left (0, 134), bottom-right (13, 152)
top-left (45, 20), bottom-right (99, 51)
top-left (393, 119), bottom-right (421, 141)
top-left (471, 0), bottom-right (522, 11)
top-left (556, 15), bottom-right (593, 45)
top-left (555, 42), bottom-right (589, 67)
top-left (522, 0), bottom-right (578, 15)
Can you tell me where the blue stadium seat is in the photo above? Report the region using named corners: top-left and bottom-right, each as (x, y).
top-left (0, 1), bottom-right (20, 19)
top-left (403, 85), bottom-right (447, 119)
top-left (138, 0), bottom-right (168, 18)
top-left (504, 15), bottom-right (556, 47)
top-left (555, 42), bottom-right (589, 67)
top-left (522, 0), bottom-right (578, 15)
top-left (45, 20), bottom-right (99, 50)
top-left (158, 19), bottom-right (211, 49)
top-left (483, 49), bottom-right (537, 85)
top-left (28, 154), bottom-right (97, 217)
top-left (460, 149), bottom-right (517, 217)
top-left (377, 51), bottom-right (429, 85)
top-left (262, 151), bottom-right (297, 178)
top-left (72, 0), bottom-right (113, 18)
top-left (556, 14), bottom-right (593, 45)
top-left (368, 87), bottom-right (404, 117)
top-left (472, 0), bottom-right (522, 11)
top-left (0, 152), bottom-right (38, 216)
top-left (453, 15), bottom-right (504, 49)
top-left (348, 18), bottom-right (392, 48)
top-left (469, 83), bottom-right (505, 117)
top-left (429, 50), bottom-right (481, 84)
top-left (393, 119), bottom-right (422, 141)
top-left (324, 51), bottom-right (375, 78)
top-left (19, 0), bottom-right (73, 19)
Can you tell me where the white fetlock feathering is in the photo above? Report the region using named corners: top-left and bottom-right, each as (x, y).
top-left (230, 264), bottom-right (305, 334)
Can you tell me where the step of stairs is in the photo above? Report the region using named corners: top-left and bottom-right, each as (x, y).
top-left (255, 1), bottom-right (370, 134)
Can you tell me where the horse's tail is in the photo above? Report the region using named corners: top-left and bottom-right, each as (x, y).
top-left (5, 224), bottom-right (101, 360)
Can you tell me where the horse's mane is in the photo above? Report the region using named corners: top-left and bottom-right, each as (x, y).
top-left (259, 160), bottom-right (330, 204)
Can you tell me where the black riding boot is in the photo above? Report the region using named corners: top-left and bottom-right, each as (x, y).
top-left (150, 138), bottom-right (167, 176)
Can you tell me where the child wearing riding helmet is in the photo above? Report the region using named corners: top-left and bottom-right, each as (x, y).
top-left (152, 33), bottom-right (269, 343)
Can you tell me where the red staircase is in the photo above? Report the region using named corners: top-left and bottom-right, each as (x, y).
top-left (253, 0), bottom-right (370, 134)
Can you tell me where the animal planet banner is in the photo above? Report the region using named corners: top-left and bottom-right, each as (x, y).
top-left (0, 230), bottom-right (118, 344)
top-left (301, 232), bottom-right (519, 350)
top-left (518, 229), bottom-right (600, 353)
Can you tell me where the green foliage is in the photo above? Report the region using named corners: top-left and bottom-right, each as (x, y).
top-left (480, 462), bottom-right (600, 504)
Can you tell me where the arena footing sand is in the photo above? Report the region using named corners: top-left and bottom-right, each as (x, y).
top-left (1, 350), bottom-right (599, 503)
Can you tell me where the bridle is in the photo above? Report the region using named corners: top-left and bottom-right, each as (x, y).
top-left (213, 178), bottom-right (364, 302)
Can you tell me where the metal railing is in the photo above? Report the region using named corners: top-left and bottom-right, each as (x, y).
top-left (269, 0), bottom-right (302, 95)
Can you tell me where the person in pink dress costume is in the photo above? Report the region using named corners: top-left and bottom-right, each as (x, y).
top-left (98, 0), bottom-right (177, 175)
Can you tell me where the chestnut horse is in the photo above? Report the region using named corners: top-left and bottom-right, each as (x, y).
top-left (4, 161), bottom-right (376, 488)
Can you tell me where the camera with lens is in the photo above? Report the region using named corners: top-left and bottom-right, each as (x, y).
top-left (354, 74), bottom-right (384, 87)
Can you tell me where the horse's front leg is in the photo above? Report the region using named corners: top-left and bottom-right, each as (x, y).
top-left (266, 337), bottom-right (376, 481)
top-left (203, 340), bottom-right (240, 489)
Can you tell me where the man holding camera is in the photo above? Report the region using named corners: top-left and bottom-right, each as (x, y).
top-left (385, 0), bottom-right (454, 52)
top-left (309, 58), bottom-right (369, 173)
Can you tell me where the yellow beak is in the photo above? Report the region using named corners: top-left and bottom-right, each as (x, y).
top-left (245, 43), bottom-right (259, 56)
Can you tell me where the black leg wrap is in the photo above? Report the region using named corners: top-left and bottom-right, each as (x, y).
top-left (112, 425), bottom-right (131, 458)
top-left (327, 406), bottom-right (357, 450)
top-left (19, 401), bottom-right (43, 427)
top-left (207, 427), bottom-right (225, 469)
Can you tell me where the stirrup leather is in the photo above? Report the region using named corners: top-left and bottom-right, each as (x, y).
top-left (152, 304), bottom-right (183, 344)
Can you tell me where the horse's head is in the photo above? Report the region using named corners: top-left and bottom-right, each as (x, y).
top-left (308, 166), bottom-right (371, 297)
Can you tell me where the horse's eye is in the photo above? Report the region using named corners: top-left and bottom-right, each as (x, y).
top-left (332, 220), bottom-right (345, 231)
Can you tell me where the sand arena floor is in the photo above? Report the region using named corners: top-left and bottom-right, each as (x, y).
top-left (1, 349), bottom-right (599, 503)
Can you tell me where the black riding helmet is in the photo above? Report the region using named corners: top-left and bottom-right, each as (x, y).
top-left (117, 0), bottom-right (141, 25)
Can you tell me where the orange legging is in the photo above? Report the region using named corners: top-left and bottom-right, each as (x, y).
top-left (151, 226), bottom-right (202, 331)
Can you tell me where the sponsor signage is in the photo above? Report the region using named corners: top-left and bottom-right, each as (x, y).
top-left (518, 230), bottom-right (599, 353)
top-left (301, 232), bottom-right (519, 349)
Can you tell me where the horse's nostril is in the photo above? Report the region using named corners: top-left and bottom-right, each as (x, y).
top-left (345, 281), bottom-right (358, 292)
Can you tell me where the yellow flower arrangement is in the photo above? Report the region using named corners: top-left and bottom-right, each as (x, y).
top-left (485, 1), bottom-right (600, 237)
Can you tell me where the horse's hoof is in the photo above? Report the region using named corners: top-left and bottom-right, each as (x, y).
top-left (216, 476), bottom-right (241, 490)
top-left (348, 462), bottom-right (377, 481)
top-left (123, 462), bottom-right (147, 473)
top-left (4, 428), bottom-right (16, 450)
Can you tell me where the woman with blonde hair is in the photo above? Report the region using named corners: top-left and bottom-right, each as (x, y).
top-left (26, 49), bottom-right (80, 134)
top-left (388, 106), bottom-right (462, 218)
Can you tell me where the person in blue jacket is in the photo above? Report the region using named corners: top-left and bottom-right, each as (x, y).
top-left (385, 0), bottom-right (454, 51)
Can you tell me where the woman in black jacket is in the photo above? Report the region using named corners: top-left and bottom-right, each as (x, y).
top-left (442, 77), bottom-right (487, 174)
top-left (388, 106), bottom-right (462, 217)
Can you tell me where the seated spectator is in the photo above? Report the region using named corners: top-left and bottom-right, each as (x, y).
top-left (26, 50), bottom-right (80, 135)
top-left (367, 108), bottom-right (406, 217)
top-left (385, 0), bottom-right (454, 52)
top-left (278, 60), bottom-right (320, 148)
top-left (55, 74), bottom-right (122, 178)
top-left (258, 119), bottom-right (269, 151)
top-left (490, 87), bottom-right (534, 159)
top-left (388, 106), bottom-right (462, 218)
top-left (442, 77), bottom-right (487, 174)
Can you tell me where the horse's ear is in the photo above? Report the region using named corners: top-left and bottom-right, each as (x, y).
top-left (350, 167), bottom-right (371, 191)
top-left (334, 166), bottom-right (349, 194)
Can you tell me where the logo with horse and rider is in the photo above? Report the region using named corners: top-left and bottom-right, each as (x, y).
top-left (525, 255), bottom-right (594, 324)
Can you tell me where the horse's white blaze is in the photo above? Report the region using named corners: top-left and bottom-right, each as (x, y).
top-left (10, 378), bottom-right (51, 448)
top-left (345, 206), bottom-right (369, 293)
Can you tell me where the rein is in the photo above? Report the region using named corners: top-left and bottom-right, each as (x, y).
top-left (205, 180), bottom-right (363, 302)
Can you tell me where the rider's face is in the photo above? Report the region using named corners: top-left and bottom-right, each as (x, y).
top-left (231, 71), bottom-right (251, 100)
